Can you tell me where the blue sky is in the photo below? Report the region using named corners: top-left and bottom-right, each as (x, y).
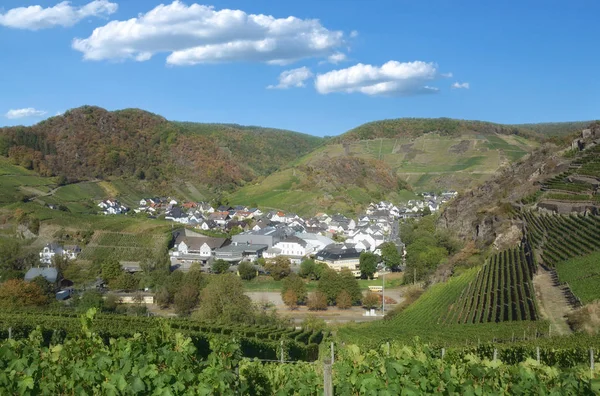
top-left (0, 0), bottom-right (598, 136)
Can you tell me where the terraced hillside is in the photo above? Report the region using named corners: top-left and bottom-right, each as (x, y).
top-left (443, 245), bottom-right (538, 324)
top-left (338, 267), bottom-right (547, 346)
top-left (305, 132), bottom-right (535, 191)
top-left (230, 156), bottom-right (410, 215)
top-left (521, 144), bottom-right (600, 211)
top-left (521, 211), bottom-right (600, 306)
top-left (78, 231), bottom-right (170, 263)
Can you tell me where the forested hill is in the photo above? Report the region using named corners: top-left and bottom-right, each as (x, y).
top-left (334, 118), bottom-right (591, 142)
top-left (175, 122), bottom-right (323, 176)
top-left (0, 106), bottom-right (323, 190)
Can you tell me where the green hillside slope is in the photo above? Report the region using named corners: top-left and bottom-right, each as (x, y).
top-left (231, 130), bottom-right (539, 213)
top-left (231, 157), bottom-right (410, 215)
top-left (230, 118), bottom-right (595, 214)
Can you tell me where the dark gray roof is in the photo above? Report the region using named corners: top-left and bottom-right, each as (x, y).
top-left (174, 233), bottom-right (228, 250)
top-left (25, 267), bottom-right (58, 283)
top-left (315, 244), bottom-right (361, 261)
top-left (166, 207), bottom-right (185, 218)
top-left (215, 243), bottom-right (268, 254)
top-left (279, 236), bottom-right (308, 247)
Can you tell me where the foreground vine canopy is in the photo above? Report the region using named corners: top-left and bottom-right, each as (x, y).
top-left (0, 310), bottom-right (599, 395)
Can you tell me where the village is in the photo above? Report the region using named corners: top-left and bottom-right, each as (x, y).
top-left (29, 192), bottom-right (457, 314)
top-left (91, 191), bottom-right (457, 273)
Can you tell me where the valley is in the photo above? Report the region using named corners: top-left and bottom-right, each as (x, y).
top-left (0, 110), bottom-right (599, 394)
top-left (1, 0), bottom-right (597, 391)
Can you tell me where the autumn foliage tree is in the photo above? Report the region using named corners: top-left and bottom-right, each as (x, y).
top-left (281, 273), bottom-right (307, 304)
top-left (265, 257), bottom-right (291, 281)
top-left (307, 291), bottom-right (328, 311)
top-left (336, 290), bottom-right (352, 309)
top-left (282, 289), bottom-right (298, 310)
top-left (0, 279), bottom-right (48, 309)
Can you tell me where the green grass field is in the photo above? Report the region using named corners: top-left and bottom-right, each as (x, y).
top-left (0, 175), bottom-right (56, 204)
top-left (555, 252), bottom-right (600, 304)
top-left (0, 157), bottom-right (38, 176)
top-left (8, 202), bottom-right (172, 233)
top-left (53, 182), bottom-right (106, 202)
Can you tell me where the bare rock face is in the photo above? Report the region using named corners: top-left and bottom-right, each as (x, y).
top-left (493, 224), bottom-right (523, 251)
top-left (16, 224), bottom-right (36, 239)
top-left (438, 144), bottom-right (564, 247)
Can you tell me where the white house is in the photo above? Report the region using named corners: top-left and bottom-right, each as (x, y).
top-left (347, 219), bottom-right (357, 230)
top-left (198, 202), bottom-right (215, 214)
top-left (262, 247), bottom-right (282, 260)
top-left (171, 230), bottom-right (228, 263)
top-left (39, 243), bottom-right (63, 264)
top-left (348, 233), bottom-right (377, 252)
top-left (209, 212), bottom-right (230, 226)
top-left (98, 199), bottom-right (128, 215)
top-left (296, 233), bottom-right (334, 252)
top-left (270, 211), bottom-right (286, 223)
top-left (39, 243), bottom-right (80, 264)
top-left (249, 208), bottom-right (263, 217)
top-left (272, 236), bottom-right (310, 257)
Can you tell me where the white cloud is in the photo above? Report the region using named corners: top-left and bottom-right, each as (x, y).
top-left (72, 1), bottom-right (346, 65)
top-left (326, 52), bottom-right (347, 64)
top-left (267, 67), bottom-right (313, 89)
top-left (5, 108), bottom-right (47, 119)
top-left (315, 60), bottom-right (444, 96)
top-left (451, 82), bottom-right (470, 89)
top-left (350, 30), bottom-right (358, 38)
top-left (0, 1), bottom-right (117, 31)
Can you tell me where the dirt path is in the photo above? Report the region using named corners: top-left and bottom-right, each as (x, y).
top-left (532, 266), bottom-right (573, 336)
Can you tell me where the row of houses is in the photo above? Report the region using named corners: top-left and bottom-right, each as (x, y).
top-left (398, 191), bottom-right (458, 216)
top-left (98, 199), bottom-right (129, 215)
top-left (167, 200), bottom-right (412, 273)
